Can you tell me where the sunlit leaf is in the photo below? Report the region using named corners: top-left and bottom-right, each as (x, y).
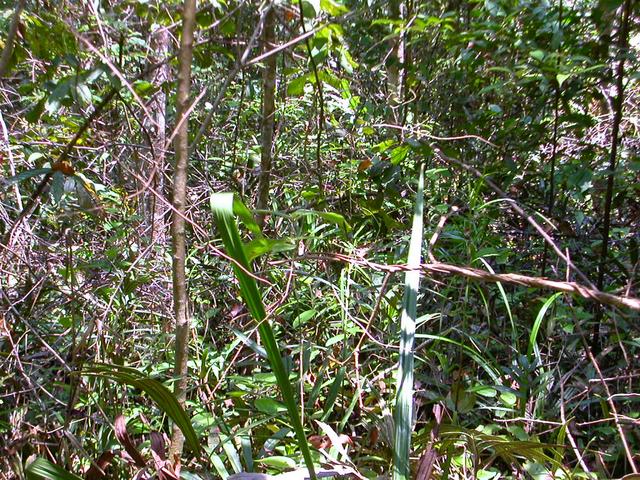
top-left (393, 163), bottom-right (424, 480)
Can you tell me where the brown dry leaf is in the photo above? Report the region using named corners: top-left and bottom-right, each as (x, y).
top-left (84, 451), bottom-right (115, 480)
top-left (114, 415), bottom-right (146, 468)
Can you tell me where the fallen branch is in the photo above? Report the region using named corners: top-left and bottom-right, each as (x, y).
top-left (295, 253), bottom-right (640, 311)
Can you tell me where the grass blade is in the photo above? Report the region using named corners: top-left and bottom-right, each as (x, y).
top-left (528, 292), bottom-right (563, 362)
top-left (211, 192), bottom-right (316, 479)
top-left (393, 163), bottom-right (425, 480)
top-left (478, 258), bottom-right (515, 343)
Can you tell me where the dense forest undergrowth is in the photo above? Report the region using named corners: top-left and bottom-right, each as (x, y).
top-left (0, 0), bottom-right (639, 479)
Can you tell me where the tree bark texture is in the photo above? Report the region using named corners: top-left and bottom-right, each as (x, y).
top-left (169, 0), bottom-right (197, 460)
top-left (256, 6), bottom-right (277, 227)
top-left (146, 25), bottom-right (170, 246)
top-left (0, 0), bottom-right (26, 78)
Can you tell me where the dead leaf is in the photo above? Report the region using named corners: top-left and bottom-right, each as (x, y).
top-left (85, 451), bottom-right (115, 480)
top-left (114, 415), bottom-right (146, 468)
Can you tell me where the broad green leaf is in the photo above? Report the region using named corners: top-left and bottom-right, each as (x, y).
top-left (556, 73), bottom-right (570, 87)
top-left (529, 50), bottom-right (545, 61)
top-left (81, 363), bottom-right (201, 456)
top-left (232, 328), bottom-right (268, 358)
top-left (473, 386), bottom-right (497, 397)
top-left (3, 168), bottom-right (51, 185)
top-left (390, 145), bottom-right (410, 165)
top-left (26, 458), bottom-right (83, 480)
top-left (293, 309), bottom-right (316, 328)
top-left (132, 80), bottom-right (155, 96)
top-left (288, 75), bottom-right (311, 96)
top-left (301, 0), bottom-right (319, 17)
top-left (234, 195), bottom-right (263, 237)
top-left (500, 391), bottom-right (518, 407)
top-left (46, 79), bottom-right (71, 114)
top-left (320, 367), bottom-right (345, 421)
top-left (255, 397), bottom-right (288, 415)
top-left (256, 456), bottom-right (297, 470)
top-left (320, 0), bottom-right (348, 15)
top-left (339, 47), bottom-right (357, 73)
top-left (74, 82), bottom-right (92, 105)
top-left (292, 209), bottom-right (351, 234)
top-left (244, 238), bottom-right (295, 261)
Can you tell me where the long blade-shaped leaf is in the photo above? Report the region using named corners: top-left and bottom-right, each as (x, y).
top-left (528, 292), bottom-right (563, 362)
top-left (211, 193), bottom-right (316, 479)
top-left (26, 458), bottom-right (83, 480)
top-left (81, 363), bottom-right (201, 456)
top-left (393, 164), bottom-right (425, 480)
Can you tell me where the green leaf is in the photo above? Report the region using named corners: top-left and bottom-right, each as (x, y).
top-left (26, 458), bottom-right (83, 480)
top-left (255, 397), bottom-right (288, 415)
top-left (3, 168), bottom-right (52, 186)
top-left (473, 386), bottom-right (497, 397)
top-left (293, 309), bottom-right (316, 328)
top-left (321, 367), bottom-right (345, 421)
top-left (81, 363), bottom-right (201, 456)
top-left (46, 79), bottom-right (72, 115)
top-left (339, 47), bottom-right (357, 73)
top-left (393, 163), bottom-right (425, 480)
top-left (529, 50), bottom-right (545, 62)
top-left (244, 237), bottom-right (295, 262)
top-left (50, 171), bottom-right (66, 203)
top-left (132, 80), bottom-right (155, 97)
top-left (478, 258), bottom-right (515, 342)
top-left (556, 73), bottom-right (570, 87)
top-left (292, 209), bottom-right (351, 235)
top-left (317, 212), bottom-right (351, 232)
top-left (528, 293), bottom-right (563, 362)
top-left (232, 328), bottom-right (268, 358)
top-left (301, 0), bottom-right (320, 17)
top-left (288, 74), bottom-right (312, 96)
top-left (256, 456), bottom-right (297, 470)
top-left (500, 391), bottom-right (518, 407)
top-left (321, 0), bottom-right (348, 15)
top-left (74, 82), bottom-right (92, 105)
top-left (234, 195), bottom-right (263, 237)
top-left (390, 145), bottom-right (410, 165)
top-left (211, 192), bottom-right (317, 479)
top-left (26, 98), bottom-right (46, 123)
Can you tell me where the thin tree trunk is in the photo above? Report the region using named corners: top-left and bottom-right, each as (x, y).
top-left (540, 0), bottom-right (563, 277)
top-left (169, 0), bottom-right (197, 460)
top-left (386, 0), bottom-right (404, 129)
top-left (592, 0), bottom-right (632, 353)
top-left (0, 0), bottom-right (26, 78)
top-left (148, 25), bottom-right (170, 245)
top-left (256, 6), bottom-right (276, 227)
